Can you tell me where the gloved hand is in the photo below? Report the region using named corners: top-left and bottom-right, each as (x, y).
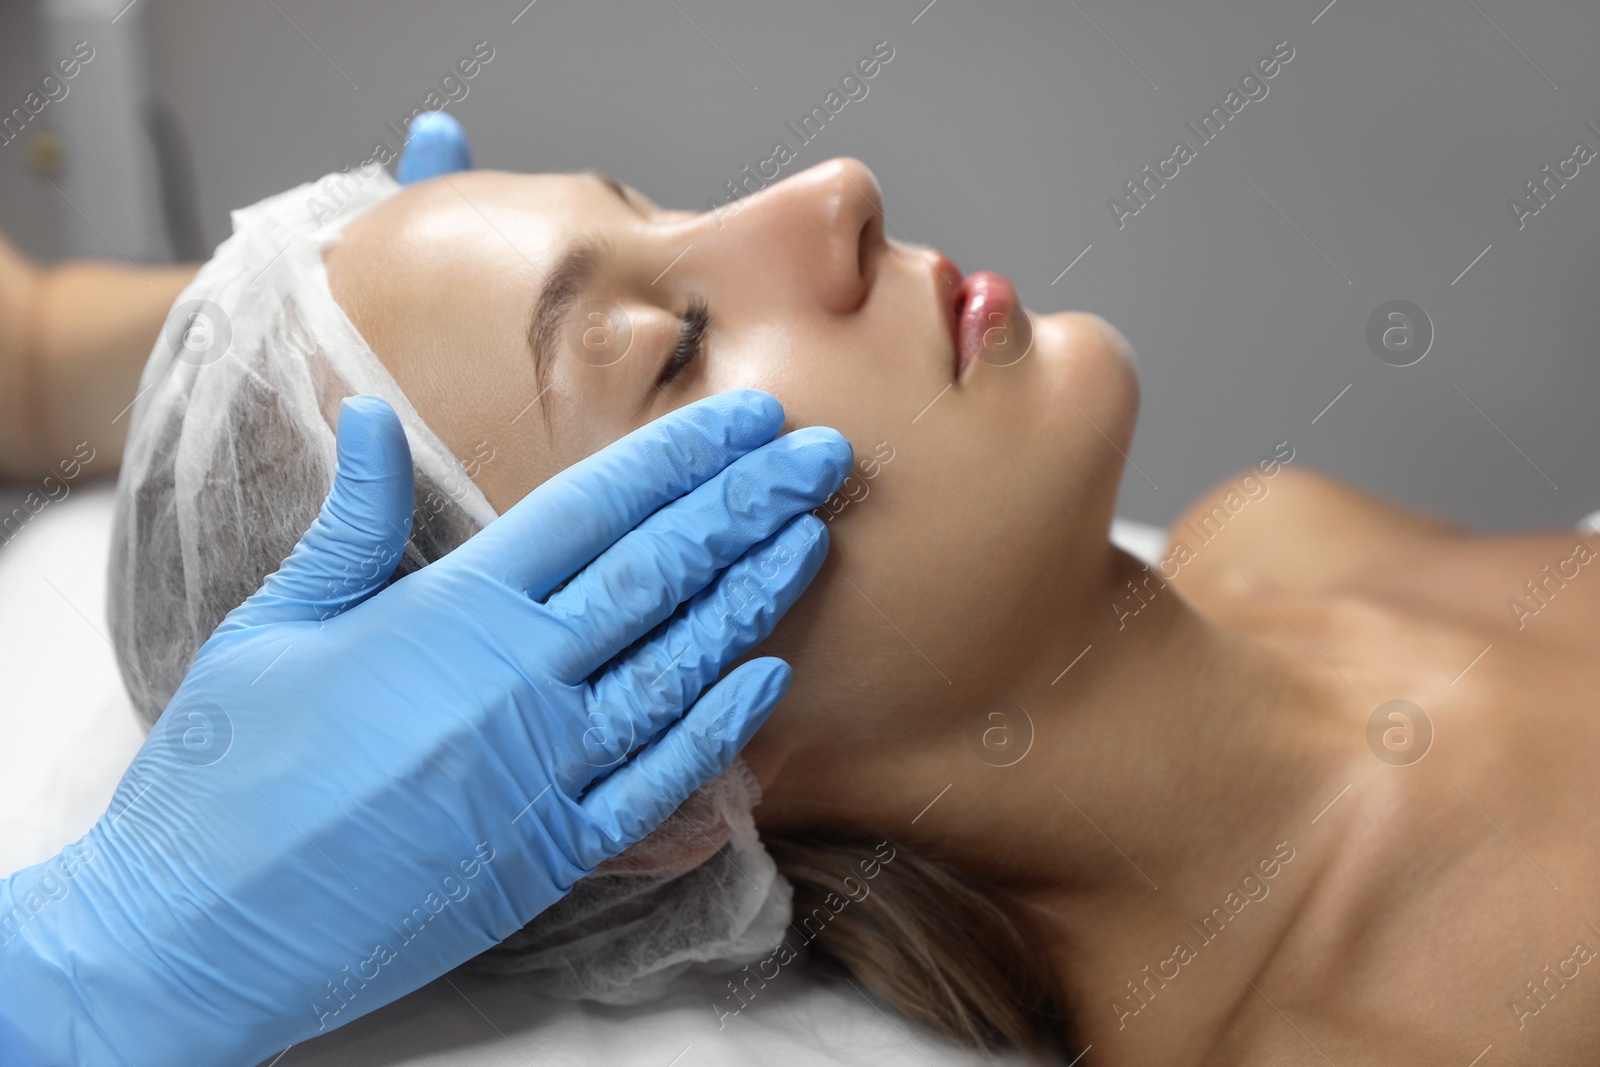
top-left (397, 111), bottom-right (472, 185)
top-left (0, 390), bottom-right (850, 1067)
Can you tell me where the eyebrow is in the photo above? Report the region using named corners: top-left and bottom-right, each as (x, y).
top-left (526, 235), bottom-right (606, 423)
top-left (587, 170), bottom-right (643, 216)
top-left (523, 174), bottom-right (639, 425)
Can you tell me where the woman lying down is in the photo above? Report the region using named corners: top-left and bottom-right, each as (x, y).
top-left (109, 158), bottom-right (1600, 1066)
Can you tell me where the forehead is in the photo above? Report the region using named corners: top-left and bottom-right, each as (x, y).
top-left (324, 169), bottom-right (634, 376)
top-left (342, 169), bottom-right (622, 276)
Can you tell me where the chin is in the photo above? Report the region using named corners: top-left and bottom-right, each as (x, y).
top-left (1004, 309), bottom-right (1142, 565)
top-left (1030, 309), bottom-right (1141, 449)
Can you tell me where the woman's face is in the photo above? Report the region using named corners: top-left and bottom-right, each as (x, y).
top-left (325, 159), bottom-right (1139, 801)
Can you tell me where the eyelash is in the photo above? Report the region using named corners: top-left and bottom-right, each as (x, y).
top-left (658, 299), bottom-right (710, 387)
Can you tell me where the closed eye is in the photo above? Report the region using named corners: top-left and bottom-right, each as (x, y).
top-left (658, 299), bottom-right (710, 387)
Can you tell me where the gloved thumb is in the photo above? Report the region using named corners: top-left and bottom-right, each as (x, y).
top-left (221, 396), bottom-right (415, 632)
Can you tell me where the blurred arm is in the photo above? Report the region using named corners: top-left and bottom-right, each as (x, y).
top-left (0, 227), bottom-right (196, 481)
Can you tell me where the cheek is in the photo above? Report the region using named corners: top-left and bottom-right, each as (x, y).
top-left (745, 392), bottom-right (1055, 698)
top-left (733, 312), bottom-right (1140, 783)
top-left (707, 321), bottom-right (842, 426)
top-left (713, 305), bottom-right (1134, 692)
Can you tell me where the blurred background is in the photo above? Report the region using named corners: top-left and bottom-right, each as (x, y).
top-left (2, 0), bottom-right (1597, 531)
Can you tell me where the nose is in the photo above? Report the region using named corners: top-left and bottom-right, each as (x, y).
top-left (715, 158), bottom-right (886, 315)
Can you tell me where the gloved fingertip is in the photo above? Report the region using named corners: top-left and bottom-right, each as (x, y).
top-left (410, 110), bottom-right (465, 140)
top-left (336, 396), bottom-right (409, 474)
top-left (787, 508), bottom-right (832, 561)
top-left (694, 389), bottom-right (784, 446)
top-left (794, 511), bottom-right (829, 552)
top-left (780, 425), bottom-right (854, 489)
top-left (397, 112), bottom-right (472, 185)
top-left (225, 398), bottom-right (414, 627)
top-left (329, 397), bottom-right (415, 549)
top-left (338, 393), bottom-right (397, 425)
top-left (721, 388), bottom-right (783, 421)
top-left (714, 515), bottom-right (830, 649)
top-left (727, 657), bottom-right (792, 751)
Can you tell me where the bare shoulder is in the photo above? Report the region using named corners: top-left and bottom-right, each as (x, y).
top-left (1161, 465), bottom-right (1469, 605)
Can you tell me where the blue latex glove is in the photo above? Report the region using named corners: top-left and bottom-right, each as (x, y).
top-left (0, 390), bottom-right (850, 1067)
top-left (397, 111), bottom-right (472, 184)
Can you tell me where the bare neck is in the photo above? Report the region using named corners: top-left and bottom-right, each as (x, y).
top-left (1010, 550), bottom-right (1367, 1060)
top-left (764, 544), bottom-right (1366, 1061)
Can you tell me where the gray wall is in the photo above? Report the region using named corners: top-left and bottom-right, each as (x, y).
top-left (4, 0), bottom-right (1598, 531)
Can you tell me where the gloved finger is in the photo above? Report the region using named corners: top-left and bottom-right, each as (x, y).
top-left (448, 390), bottom-right (784, 601)
top-left (221, 396), bottom-right (414, 632)
top-left (539, 427), bottom-right (849, 683)
top-left (573, 657), bottom-right (792, 864)
top-left (397, 111), bottom-right (472, 185)
top-left (572, 513), bottom-right (827, 781)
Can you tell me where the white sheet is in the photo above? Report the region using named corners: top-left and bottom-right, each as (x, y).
top-left (1110, 516), bottom-right (1166, 568)
top-left (0, 481), bottom-right (144, 877)
top-left (0, 485), bottom-right (1160, 1065)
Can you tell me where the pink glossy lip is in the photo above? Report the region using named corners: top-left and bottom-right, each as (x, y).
top-left (954, 270), bottom-right (1021, 378)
